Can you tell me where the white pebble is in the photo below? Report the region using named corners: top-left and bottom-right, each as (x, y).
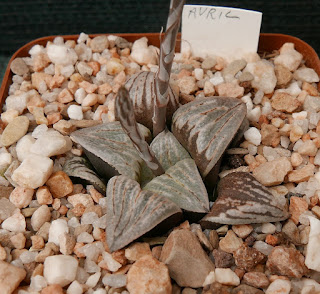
top-left (280, 136), bottom-right (290, 149)
top-left (1, 211), bottom-right (26, 232)
top-left (67, 280), bottom-right (83, 294)
top-left (292, 111), bottom-right (308, 120)
top-left (81, 212), bottom-right (99, 225)
top-left (102, 274), bottom-right (127, 287)
top-left (48, 219), bottom-right (69, 246)
top-left (44, 255), bottom-right (79, 287)
top-left (209, 71), bottom-right (224, 86)
top-left (294, 68), bottom-right (320, 83)
top-left (261, 223), bottom-right (276, 234)
top-left (67, 105), bottom-right (84, 120)
top-left (244, 127), bottom-right (261, 146)
top-left (253, 90), bottom-right (264, 104)
top-left (61, 65), bottom-right (75, 78)
top-left (203, 271), bottom-right (215, 287)
top-left (266, 279), bottom-right (291, 294)
top-left (32, 124), bottom-right (48, 139)
top-left (68, 217), bottom-right (80, 228)
top-left (99, 251), bottom-right (122, 272)
top-left (262, 101), bottom-right (272, 115)
top-left (77, 32), bottom-right (89, 43)
top-left (86, 272), bottom-right (101, 288)
top-left (253, 241), bottom-right (273, 255)
top-left (20, 251), bottom-right (38, 264)
top-left (75, 88), bottom-right (87, 104)
top-left (247, 106), bottom-right (261, 122)
top-left (194, 68), bottom-right (204, 80)
top-left (30, 275), bottom-right (47, 291)
top-left (241, 94), bottom-right (253, 111)
top-left (215, 268), bottom-right (240, 286)
top-left (47, 44), bottom-right (78, 66)
top-left (77, 232), bottom-right (94, 243)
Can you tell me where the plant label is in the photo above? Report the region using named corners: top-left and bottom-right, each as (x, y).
top-left (181, 5), bottom-right (262, 60)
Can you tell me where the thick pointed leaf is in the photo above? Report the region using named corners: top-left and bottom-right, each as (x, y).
top-left (172, 97), bottom-right (246, 178)
top-left (70, 122), bottom-right (151, 182)
top-left (125, 71), bottom-right (179, 131)
top-left (106, 175), bottom-right (182, 252)
top-left (144, 159), bottom-right (209, 213)
top-left (151, 129), bottom-right (191, 171)
top-left (201, 172), bottom-right (289, 227)
top-left (140, 129), bottom-right (191, 187)
top-left (63, 156), bottom-right (106, 194)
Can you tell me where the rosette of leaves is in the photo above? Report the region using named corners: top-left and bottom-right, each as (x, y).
top-left (67, 0), bottom-right (288, 251)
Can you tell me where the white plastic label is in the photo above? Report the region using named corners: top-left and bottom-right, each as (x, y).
top-left (181, 5), bottom-right (262, 61)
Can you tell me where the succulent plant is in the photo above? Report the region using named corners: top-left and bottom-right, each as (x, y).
top-left (67, 0), bottom-right (289, 251)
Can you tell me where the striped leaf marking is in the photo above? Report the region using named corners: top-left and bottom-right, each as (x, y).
top-left (106, 175), bottom-right (181, 252)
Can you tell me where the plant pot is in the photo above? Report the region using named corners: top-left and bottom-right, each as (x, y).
top-left (1, 33), bottom-right (320, 107)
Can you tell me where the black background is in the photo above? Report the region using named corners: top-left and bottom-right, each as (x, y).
top-left (0, 0), bottom-right (319, 56)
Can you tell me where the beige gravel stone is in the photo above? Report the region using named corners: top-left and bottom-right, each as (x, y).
top-left (288, 164), bottom-right (315, 183)
top-left (10, 232), bottom-right (26, 249)
top-left (0, 260), bottom-right (26, 294)
top-left (275, 64), bottom-right (292, 86)
top-left (46, 171), bottom-right (73, 198)
top-left (297, 140), bottom-right (318, 156)
top-left (0, 116), bottom-right (29, 147)
top-left (160, 229), bottom-right (214, 288)
top-left (31, 205), bottom-right (51, 231)
top-left (253, 157), bottom-right (292, 186)
top-left (219, 230), bottom-right (243, 253)
top-left (243, 271), bottom-right (270, 288)
top-left (125, 242), bottom-right (152, 262)
top-left (266, 246), bottom-right (308, 278)
top-left (271, 92), bottom-right (300, 113)
top-left (127, 255), bottom-right (172, 294)
top-left (289, 196), bottom-right (308, 224)
top-left (215, 82), bottom-right (244, 98)
top-left (36, 186), bottom-right (53, 205)
top-left (9, 186), bottom-right (34, 208)
top-left (232, 224), bottom-right (253, 239)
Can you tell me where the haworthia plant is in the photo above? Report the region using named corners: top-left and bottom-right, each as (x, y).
top-left (70, 121), bottom-right (151, 182)
top-left (200, 172), bottom-right (289, 227)
top-left (115, 87), bottom-right (165, 177)
top-left (106, 175), bottom-right (182, 252)
top-left (63, 156), bottom-right (106, 194)
top-left (143, 158), bottom-right (209, 213)
top-left (172, 97), bottom-right (247, 178)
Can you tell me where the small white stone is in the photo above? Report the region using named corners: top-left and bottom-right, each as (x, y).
top-left (261, 223), bottom-right (276, 234)
top-left (77, 232), bottom-right (94, 243)
top-left (247, 106), bottom-right (261, 122)
top-left (292, 111), bottom-right (308, 120)
top-left (48, 219), bottom-right (69, 246)
top-left (194, 68), bottom-right (204, 80)
top-left (68, 194), bottom-right (94, 208)
top-left (12, 154), bottom-right (53, 189)
top-left (99, 251), bottom-right (121, 272)
top-left (262, 101), bottom-right (273, 115)
top-left (102, 274), bottom-right (127, 288)
top-left (77, 32), bottom-right (89, 43)
top-left (253, 90), bottom-right (264, 104)
top-left (47, 44), bottom-right (78, 66)
top-left (282, 81), bottom-right (302, 96)
top-left (74, 88), bottom-right (87, 104)
top-left (31, 205), bottom-right (51, 231)
top-left (266, 279), bottom-right (291, 294)
top-left (44, 255), bottom-right (78, 287)
top-left (67, 280), bottom-right (83, 294)
top-left (92, 289), bottom-right (107, 294)
top-left (30, 275), bottom-right (47, 291)
top-left (253, 241), bottom-right (274, 255)
top-left (67, 105), bottom-right (83, 120)
top-left (215, 268), bottom-right (240, 286)
top-left (305, 216), bottom-right (320, 271)
top-left (86, 272), bottom-right (101, 288)
top-left (61, 65), bottom-right (75, 78)
top-left (274, 43), bottom-right (303, 72)
top-left (5, 93), bottom-right (29, 114)
top-left (294, 68), bottom-right (320, 83)
top-left (280, 136), bottom-right (290, 149)
top-left (29, 44), bottom-right (44, 56)
top-left (68, 217), bottom-right (80, 228)
top-left (209, 71), bottom-right (224, 86)
top-left (130, 37), bottom-right (158, 65)
top-left (244, 127), bottom-right (261, 146)
top-left (16, 134), bottom-right (35, 161)
top-left (20, 251), bottom-right (38, 264)
top-left (32, 124), bottom-right (48, 139)
top-left (203, 271), bottom-right (215, 287)
top-left (241, 94), bottom-right (253, 111)
top-left (1, 211), bottom-right (26, 232)
top-left (0, 152), bottom-right (12, 169)
top-left (30, 131), bottom-right (72, 157)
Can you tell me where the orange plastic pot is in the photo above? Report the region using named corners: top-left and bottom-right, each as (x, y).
top-left (0, 33), bottom-right (319, 109)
